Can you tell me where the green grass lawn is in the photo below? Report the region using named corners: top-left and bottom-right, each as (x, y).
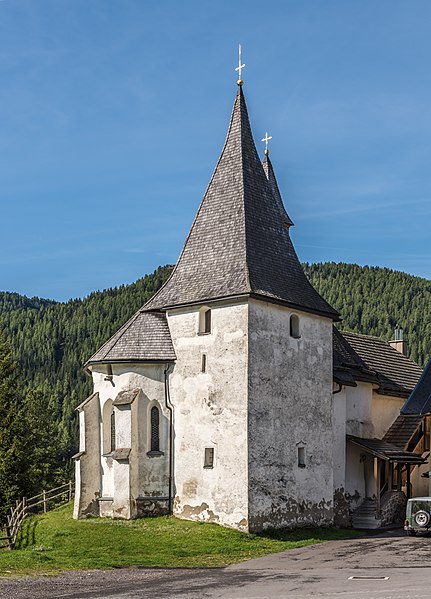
top-left (0, 503), bottom-right (357, 576)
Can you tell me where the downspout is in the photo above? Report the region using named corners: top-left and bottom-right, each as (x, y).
top-left (164, 363), bottom-right (174, 514)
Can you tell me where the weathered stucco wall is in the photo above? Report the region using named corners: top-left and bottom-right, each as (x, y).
top-left (333, 387), bottom-right (347, 492)
top-left (247, 299), bottom-right (334, 531)
top-left (371, 393), bottom-right (405, 439)
top-left (345, 442), bottom-right (370, 510)
top-left (345, 382), bottom-right (374, 438)
top-left (332, 386), bottom-right (351, 525)
top-left (90, 363), bottom-right (170, 518)
top-left (73, 393), bottom-right (102, 518)
top-left (167, 301), bottom-right (249, 531)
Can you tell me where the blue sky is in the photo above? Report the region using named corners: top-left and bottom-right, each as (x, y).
top-left (1, 0), bottom-right (431, 301)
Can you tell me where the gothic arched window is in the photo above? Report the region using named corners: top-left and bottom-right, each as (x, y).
top-left (150, 406), bottom-right (160, 453)
top-left (102, 399), bottom-right (114, 455)
top-left (110, 409), bottom-right (116, 452)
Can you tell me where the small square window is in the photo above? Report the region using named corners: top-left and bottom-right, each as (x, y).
top-left (204, 447), bottom-right (214, 468)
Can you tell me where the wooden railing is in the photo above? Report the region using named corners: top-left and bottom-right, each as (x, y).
top-left (0, 481), bottom-right (74, 550)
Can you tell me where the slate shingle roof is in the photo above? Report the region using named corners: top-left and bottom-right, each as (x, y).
top-left (144, 86), bottom-right (339, 320)
top-left (86, 311), bottom-right (176, 365)
top-left (339, 331), bottom-right (422, 397)
top-left (401, 357), bottom-right (431, 414)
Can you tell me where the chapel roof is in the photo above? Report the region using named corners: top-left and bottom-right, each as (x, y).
top-left (143, 85), bottom-right (339, 320)
top-left (401, 357), bottom-right (431, 415)
top-left (337, 331), bottom-right (422, 397)
top-left (86, 311), bottom-right (176, 365)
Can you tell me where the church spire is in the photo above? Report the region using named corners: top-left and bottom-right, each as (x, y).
top-left (262, 153), bottom-right (294, 228)
top-left (144, 82), bottom-right (338, 320)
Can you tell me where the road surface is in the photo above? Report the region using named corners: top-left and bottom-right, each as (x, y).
top-left (1, 529), bottom-right (430, 598)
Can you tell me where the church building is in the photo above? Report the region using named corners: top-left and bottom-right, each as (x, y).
top-left (73, 72), bottom-right (430, 531)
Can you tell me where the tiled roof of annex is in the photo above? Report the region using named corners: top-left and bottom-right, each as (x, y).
top-left (335, 330), bottom-right (422, 398)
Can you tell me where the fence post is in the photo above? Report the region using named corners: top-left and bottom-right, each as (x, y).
top-left (68, 480), bottom-right (72, 501)
top-left (6, 516), bottom-right (12, 549)
top-left (43, 490), bottom-right (47, 513)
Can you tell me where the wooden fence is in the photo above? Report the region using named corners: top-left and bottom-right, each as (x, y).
top-left (0, 481), bottom-right (74, 550)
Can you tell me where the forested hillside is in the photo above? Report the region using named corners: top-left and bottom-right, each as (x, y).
top-left (0, 262), bottom-right (430, 462)
top-left (304, 263), bottom-right (431, 366)
top-left (0, 266), bottom-right (172, 458)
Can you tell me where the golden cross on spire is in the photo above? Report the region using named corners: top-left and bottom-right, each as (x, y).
top-left (262, 132), bottom-right (272, 155)
top-left (235, 44), bottom-right (245, 85)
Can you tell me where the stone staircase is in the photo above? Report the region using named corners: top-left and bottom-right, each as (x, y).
top-left (352, 498), bottom-right (382, 529)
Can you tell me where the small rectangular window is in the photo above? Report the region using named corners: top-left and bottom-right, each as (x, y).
top-left (298, 446), bottom-right (306, 468)
top-left (204, 447), bottom-right (214, 468)
top-left (201, 354), bottom-right (207, 373)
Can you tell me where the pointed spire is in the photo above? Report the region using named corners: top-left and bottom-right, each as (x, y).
top-left (262, 154), bottom-right (294, 228)
top-left (144, 85), bottom-right (339, 321)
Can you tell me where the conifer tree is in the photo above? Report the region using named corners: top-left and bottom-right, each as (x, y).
top-left (0, 336), bottom-right (28, 520)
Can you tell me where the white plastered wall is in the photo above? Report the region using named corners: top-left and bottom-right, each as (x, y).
top-left (167, 300), bottom-right (249, 531)
top-left (371, 393), bottom-right (405, 439)
top-left (91, 363), bottom-right (169, 519)
top-left (247, 299), bottom-right (334, 530)
top-left (333, 386), bottom-right (347, 493)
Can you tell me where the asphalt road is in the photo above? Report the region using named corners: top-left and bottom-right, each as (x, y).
top-left (1, 529), bottom-right (431, 599)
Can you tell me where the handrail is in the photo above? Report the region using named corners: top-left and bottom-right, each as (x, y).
top-left (0, 480), bottom-right (74, 550)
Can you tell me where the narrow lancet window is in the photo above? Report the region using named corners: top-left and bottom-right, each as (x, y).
top-left (201, 354), bottom-right (207, 373)
top-left (110, 409), bottom-right (116, 452)
top-left (150, 406), bottom-right (160, 452)
top-left (290, 314), bottom-right (300, 339)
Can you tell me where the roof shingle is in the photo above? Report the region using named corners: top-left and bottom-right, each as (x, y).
top-left (340, 331), bottom-right (422, 397)
top-left (86, 311), bottom-right (176, 365)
